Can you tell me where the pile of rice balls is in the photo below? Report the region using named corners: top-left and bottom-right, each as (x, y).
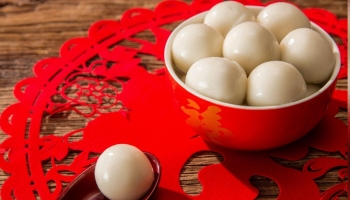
top-left (171, 2), bottom-right (335, 106)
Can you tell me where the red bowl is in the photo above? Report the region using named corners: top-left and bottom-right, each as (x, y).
top-left (164, 6), bottom-right (341, 151)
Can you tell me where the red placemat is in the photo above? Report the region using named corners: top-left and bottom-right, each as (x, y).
top-left (0, 0), bottom-right (347, 199)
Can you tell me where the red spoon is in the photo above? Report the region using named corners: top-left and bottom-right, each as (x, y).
top-left (58, 152), bottom-right (161, 200)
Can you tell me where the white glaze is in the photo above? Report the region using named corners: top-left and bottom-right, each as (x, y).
top-left (223, 21), bottom-right (280, 75)
top-left (185, 57), bottom-right (247, 104)
top-left (280, 28), bottom-right (335, 84)
top-left (171, 23), bottom-right (224, 73)
top-left (257, 2), bottom-right (311, 42)
top-left (204, 1), bottom-right (255, 37)
top-left (247, 61), bottom-right (306, 106)
top-left (305, 84), bottom-right (321, 97)
top-left (95, 144), bottom-right (154, 200)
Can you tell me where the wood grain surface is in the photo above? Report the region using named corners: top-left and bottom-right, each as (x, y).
top-left (0, 0), bottom-right (347, 199)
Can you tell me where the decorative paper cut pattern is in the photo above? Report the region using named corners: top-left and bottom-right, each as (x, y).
top-left (0, 0), bottom-right (347, 199)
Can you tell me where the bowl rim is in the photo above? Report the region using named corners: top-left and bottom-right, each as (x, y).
top-left (164, 6), bottom-right (341, 111)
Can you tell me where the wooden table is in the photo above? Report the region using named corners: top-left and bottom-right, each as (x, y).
top-left (0, 0), bottom-right (347, 199)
